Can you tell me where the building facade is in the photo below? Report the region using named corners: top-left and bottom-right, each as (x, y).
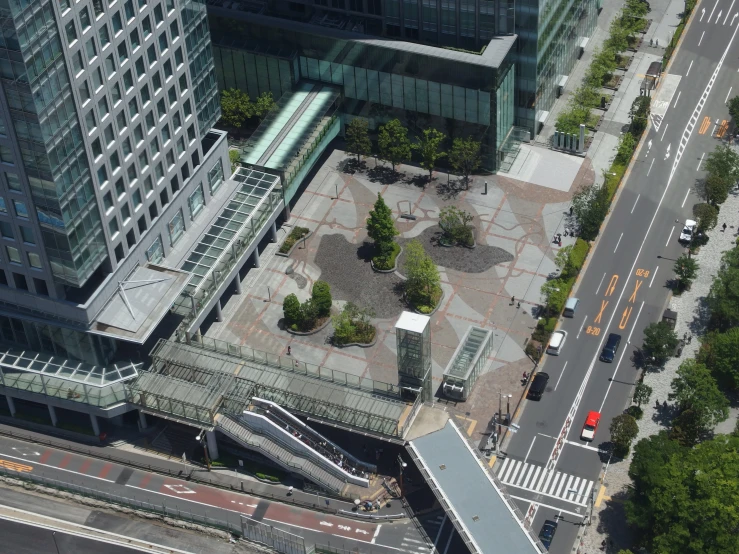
top-left (0, 0), bottom-right (229, 366)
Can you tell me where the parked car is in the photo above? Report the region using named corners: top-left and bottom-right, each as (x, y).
top-left (546, 330), bottom-right (567, 355)
top-left (580, 411), bottom-right (601, 442)
top-left (538, 519), bottom-right (558, 550)
top-left (679, 219), bottom-right (696, 243)
top-left (527, 372), bottom-right (550, 400)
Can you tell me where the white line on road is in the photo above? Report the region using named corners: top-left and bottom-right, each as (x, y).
top-left (666, 226), bottom-right (675, 246)
top-left (725, 0), bottom-right (737, 24)
top-left (631, 194), bottom-right (640, 213)
top-left (682, 188), bottom-right (691, 207)
top-left (0, 450), bottom-right (115, 483)
top-left (698, 152), bottom-right (705, 170)
top-left (577, 315), bottom-right (588, 339)
top-left (598, 345), bottom-right (629, 414)
top-left (563, 439), bottom-right (609, 454)
top-left (649, 266), bottom-right (659, 288)
top-left (627, 301), bottom-right (646, 344)
top-left (674, 90), bottom-right (681, 108)
top-left (709, 0), bottom-right (719, 22)
top-left (701, 7), bottom-right (706, 21)
top-left (727, 87), bottom-right (735, 103)
top-left (614, 233), bottom-right (624, 253)
top-left (686, 60), bottom-right (694, 76)
top-left (661, 124), bottom-right (669, 141)
top-left (647, 158), bottom-right (655, 176)
top-left (554, 361), bottom-right (568, 392)
top-left (524, 436), bottom-right (537, 464)
top-left (507, 496), bottom-right (584, 518)
top-left (595, 272), bottom-right (607, 295)
top-left (699, 31), bottom-right (705, 45)
top-left (371, 524), bottom-right (382, 544)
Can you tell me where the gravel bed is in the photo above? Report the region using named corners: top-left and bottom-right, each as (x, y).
top-left (314, 234), bottom-right (405, 318)
top-left (398, 226), bottom-right (514, 273)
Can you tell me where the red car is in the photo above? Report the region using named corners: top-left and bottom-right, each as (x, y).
top-left (580, 411), bottom-right (601, 442)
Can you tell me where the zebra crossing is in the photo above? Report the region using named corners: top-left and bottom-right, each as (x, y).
top-left (495, 457), bottom-right (594, 507)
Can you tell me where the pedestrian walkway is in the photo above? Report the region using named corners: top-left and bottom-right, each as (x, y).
top-left (495, 458), bottom-right (595, 507)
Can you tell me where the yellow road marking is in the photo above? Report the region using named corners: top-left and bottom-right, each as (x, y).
top-left (488, 455), bottom-right (497, 467)
top-left (0, 459), bottom-right (33, 473)
top-left (455, 415), bottom-right (478, 436)
top-left (699, 116), bottom-right (711, 134)
top-left (595, 484), bottom-right (608, 508)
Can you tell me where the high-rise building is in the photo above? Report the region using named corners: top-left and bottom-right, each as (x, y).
top-left (0, 0), bottom-right (229, 366)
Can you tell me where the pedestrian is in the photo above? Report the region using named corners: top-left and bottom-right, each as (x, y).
top-left (663, 400), bottom-right (668, 410)
top-left (723, 222), bottom-right (728, 232)
top-left (516, 301), bottom-right (521, 309)
top-left (688, 333), bottom-right (692, 344)
top-left (522, 371), bottom-right (528, 380)
top-left (288, 486), bottom-right (294, 495)
top-left (558, 237), bottom-right (562, 247)
top-left (287, 345), bottom-right (291, 356)
top-left (511, 295), bottom-right (515, 305)
top-left (655, 399), bottom-right (660, 409)
top-left (569, 206), bottom-right (573, 216)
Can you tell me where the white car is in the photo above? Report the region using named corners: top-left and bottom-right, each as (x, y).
top-left (546, 330), bottom-right (567, 355)
top-left (679, 219), bottom-right (696, 243)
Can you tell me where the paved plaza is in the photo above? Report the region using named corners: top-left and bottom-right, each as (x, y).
top-left (204, 147), bottom-right (594, 444)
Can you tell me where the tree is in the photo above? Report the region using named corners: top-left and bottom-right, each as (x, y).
top-left (554, 245), bottom-right (574, 274)
top-left (642, 321), bottom-right (679, 366)
top-left (629, 96), bottom-right (651, 137)
top-left (414, 128), bottom-right (446, 182)
top-left (345, 118), bottom-right (372, 162)
top-left (311, 280), bottom-right (332, 317)
top-left (706, 249), bottom-right (739, 331)
top-left (404, 239), bottom-right (441, 309)
top-left (438, 206), bottom-right (474, 246)
top-left (704, 144), bottom-right (739, 183)
top-left (220, 88), bottom-right (253, 128)
top-left (229, 149), bottom-right (241, 172)
top-left (728, 94), bottom-right (739, 121)
top-left (633, 382), bottom-right (653, 407)
top-left (703, 171), bottom-right (732, 205)
top-left (252, 91), bottom-right (275, 119)
top-left (448, 137), bottom-right (482, 189)
top-left (669, 359), bottom-right (729, 441)
top-left (332, 302), bottom-right (376, 345)
top-left (697, 328), bottom-right (739, 390)
top-left (377, 118), bottom-right (412, 172)
top-left (571, 180), bottom-right (611, 241)
top-left (693, 203), bottom-right (719, 233)
top-left (615, 132), bottom-right (637, 165)
top-left (674, 254), bottom-right (699, 291)
top-left (626, 433), bottom-right (739, 554)
top-left (540, 278), bottom-right (571, 315)
top-left (366, 193), bottom-right (398, 260)
top-left (610, 413), bottom-right (639, 457)
top-left (283, 293), bottom-right (302, 326)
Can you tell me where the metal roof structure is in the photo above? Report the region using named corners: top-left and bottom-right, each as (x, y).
top-left (408, 420), bottom-right (545, 554)
top-left (444, 327), bottom-right (492, 380)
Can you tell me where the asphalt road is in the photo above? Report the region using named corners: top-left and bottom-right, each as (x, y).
top-left (497, 5), bottom-right (739, 553)
top-left (0, 434), bottom-right (426, 554)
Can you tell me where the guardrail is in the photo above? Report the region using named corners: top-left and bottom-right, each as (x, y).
top-left (337, 510), bottom-right (405, 520)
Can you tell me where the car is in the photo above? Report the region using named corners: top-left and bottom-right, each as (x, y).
top-left (527, 372), bottom-right (550, 400)
top-left (600, 333), bottom-right (621, 363)
top-left (679, 219), bottom-right (696, 243)
top-left (580, 411), bottom-right (601, 442)
top-left (538, 519), bottom-right (558, 549)
top-left (546, 330), bottom-right (567, 355)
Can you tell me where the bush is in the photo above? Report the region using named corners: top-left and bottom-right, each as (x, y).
top-left (439, 206), bottom-right (475, 246)
top-left (279, 226), bottom-right (310, 254)
top-left (283, 294), bottom-right (302, 325)
top-left (311, 280), bottom-right (332, 317)
top-left (541, 277), bottom-right (575, 316)
top-left (373, 241), bottom-right (400, 270)
top-left (525, 342), bottom-right (542, 362)
top-left (532, 317), bottom-right (557, 343)
top-left (332, 303), bottom-right (376, 345)
top-left (569, 238), bottom-right (590, 273)
top-left (626, 405), bottom-right (644, 420)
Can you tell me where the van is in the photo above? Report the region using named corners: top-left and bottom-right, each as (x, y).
top-left (546, 330), bottom-right (567, 355)
top-left (600, 333), bottom-right (622, 363)
top-left (563, 298), bottom-right (580, 318)
top-left (527, 372), bottom-right (550, 400)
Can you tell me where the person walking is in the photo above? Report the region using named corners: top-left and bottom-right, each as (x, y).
top-left (723, 222), bottom-right (728, 232)
top-left (287, 345), bottom-right (291, 355)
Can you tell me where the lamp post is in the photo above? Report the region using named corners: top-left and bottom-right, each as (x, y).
top-left (688, 217), bottom-right (700, 259)
top-left (196, 432), bottom-right (211, 471)
top-left (51, 531), bottom-right (61, 554)
top-left (497, 392), bottom-right (512, 434)
top-left (397, 455), bottom-right (407, 498)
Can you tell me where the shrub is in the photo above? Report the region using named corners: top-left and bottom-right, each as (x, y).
top-left (283, 294), bottom-right (302, 325)
top-left (568, 238), bottom-right (590, 274)
top-left (311, 280), bottom-right (332, 317)
top-left (525, 342), bottom-right (542, 362)
top-left (439, 206), bottom-right (474, 246)
top-left (626, 405), bottom-right (644, 420)
top-left (332, 303), bottom-right (376, 345)
top-left (373, 241), bottom-right (400, 270)
top-left (279, 226), bottom-right (310, 254)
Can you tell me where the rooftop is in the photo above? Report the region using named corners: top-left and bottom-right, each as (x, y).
top-left (444, 327), bottom-right (492, 380)
top-left (395, 312), bottom-right (430, 334)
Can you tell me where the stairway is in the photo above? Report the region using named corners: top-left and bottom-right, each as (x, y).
top-left (215, 414), bottom-right (345, 493)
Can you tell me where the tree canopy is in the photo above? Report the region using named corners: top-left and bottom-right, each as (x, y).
top-left (378, 118), bottom-right (412, 171)
top-left (642, 321), bottom-right (679, 366)
top-left (704, 144), bottom-right (739, 184)
top-left (220, 89), bottom-right (275, 128)
top-left (345, 118), bottom-right (372, 162)
top-left (728, 94), bottom-right (739, 121)
top-left (674, 254), bottom-right (699, 291)
top-left (610, 413), bottom-right (639, 457)
top-left (572, 180), bottom-right (611, 241)
top-left (706, 246), bottom-right (739, 331)
top-left (669, 359), bottom-right (729, 442)
top-left (404, 239), bottom-right (441, 310)
top-left (366, 193), bottom-right (398, 259)
top-left (414, 128), bottom-right (446, 181)
top-left (697, 327), bottom-right (739, 390)
top-left (448, 137), bottom-right (482, 188)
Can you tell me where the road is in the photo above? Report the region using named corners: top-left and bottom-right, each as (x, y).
top-left (496, 4), bottom-right (739, 553)
top-left (0, 434), bottom-right (427, 554)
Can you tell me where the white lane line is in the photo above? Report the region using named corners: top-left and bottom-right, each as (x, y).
top-left (595, 272), bottom-right (607, 295)
top-left (699, 31), bottom-right (705, 45)
top-left (627, 301), bottom-right (646, 344)
top-left (614, 232), bottom-right (624, 253)
top-left (598, 345), bottom-right (629, 414)
top-left (371, 524), bottom-right (382, 544)
top-left (631, 194), bottom-right (640, 213)
top-left (554, 361), bottom-right (568, 391)
top-left (711, 124), bottom-right (717, 135)
top-left (647, 158), bottom-right (655, 176)
top-left (649, 266), bottom-right (659, 288)
top-left (508, 495), bottom-right (584, 518)
top-left (0, 451), bottom-right (115, 483)
top-left (564, 439), bottom-right (609, 454)
top-left (524, 436), bottom-right (537, 464)
top-left (661, 124), bottom-right (669, 141)
top-left (666, 226), bottom-right (676, 246)
top-left (682, 188), bottom-right (691, 207)
top-left (698, 152), bottom-right (705, 170)
top-left (674, 90), bottom-right (681, 108)
top-left (686, 60), bottom-right (694, 76)
top-left (727, 86), bottom-right (734, 103)
top-left (577, 315), bottom-right (588, 339)
top-left (725, 0), bottom-right (736, 24)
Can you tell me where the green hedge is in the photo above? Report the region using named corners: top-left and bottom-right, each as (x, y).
top-left (568, 238), bottom-right (590, 274)
top-left (372, 241), bottom-right (400, 270)
top-left (279, 226), bottom-right (310, 254)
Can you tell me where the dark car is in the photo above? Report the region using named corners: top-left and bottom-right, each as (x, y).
top-left (600, 333), bottom-right (622, 363)
top-left (538, 519), bottom-right (558, 549)
top-left (527, 372), bottom-right (550, 400)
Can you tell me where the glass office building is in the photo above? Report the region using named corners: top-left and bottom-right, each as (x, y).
top-left (209, 9), bottom-right (516, 171)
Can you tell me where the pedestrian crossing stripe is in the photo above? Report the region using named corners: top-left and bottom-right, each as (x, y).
top-left (495, 458), bottom-right (594, 506)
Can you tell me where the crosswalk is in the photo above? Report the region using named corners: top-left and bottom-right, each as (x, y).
top-left (495, 458), bottom-right (594, 507)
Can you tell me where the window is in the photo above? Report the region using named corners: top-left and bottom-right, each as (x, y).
top-left (145, 174), bottom-right (154, 194)
top-left (165, 0), bottom-right (175, 11)
top-left (105, 54), bottom-right (116, 77)
top-left (170, 174), bottom-right (179, 193)
top-left (79, 80), bottom-right (91, 104)
top-left (122, 137), bottom-right (132, 157)
top-left (134, 124), bottom-right (144, 145)
top-left (116, 111), bottom-right (127, 132)
top-left (98, 96), bottom-right (110, 119)
top-left (6, 174), bottom-right (20, 191)
top-left (160, 188), bottom-right (168, 207)
top-left (147, 44), bottom-right (157, 66)
top-left (183, 99), bottom-right (192, 117)
top-left (157, 98), bottom-right (166, 119)
top-left (0, 197), bottom-right (5, 213)
top-left (121, 202), bottom-right (131, 223)
top-left (117, 41), bottom-right (129, 64)
top-left (111, 82), bottom-right (122, 104)
top-left (154, 163), bottom-right (164, 183)
top-left (172, 111), bottom-right (181, 131)
top-left (168, 210), bottom-right (184, 245)
top-left (28, 253), bottom-right (42, 269)
top-left (128, 97), bottom-right (139, 119)
top-left (112, 11), bottom-right (123, 34)
top-left (130, 29), bottom-right (141, 50)
top-left (123, 69), bottom-right (134, 91)
top-left (13, 272), bottom-right (28, 290)
top-left (93, 67), bottom-right (104, 90)
top-left (152, 71), bottom-right (162, 92)
top-left (170, 21), bottom-right (180, 40)
top-left (6, 245), bottom-right (20, 264)
top-left (167, 86), bottom-right (177, 105)
top-left (0, 146), bottom-right (12, 165)
top-left (158, 33), bottom-right (168, 53)
top-left (138, 0), bottom-right (148, 8)
top-left (150, 136), bottom-right (160, 156)
top-left (188, 185), bottom-right (204, 219)
top-left (124, 0), bottom-right (135, 20)
top-left (115, 177), bottom-right (125, 198)
top-left (154, 4), bottom-right (164, 24)
top-left (174, 47), bottom-right (184, 69)
top-left (135, 57), bottom-right (145, 78)
top-left (132, 188), bottom-right (142, 208)
top-left (85, 38), bottom-right (97, 60)
top-left (161, 123), bottom-right (170, 143)
top-left (109, 217), bottom-right (119, 237)
top-left (187, 124), bottom-right (196, 143)
top-left (142, 15), bottom-right (152, 37)
top-left (208, 160), bottom-right (224, 194)
top-left (176, 136), bottom-right (185, 156)
top-left (110, 150), bottom-right (120, 172)
top-left (93, 0), bottom-right (104, 17)
top-left (91, 138), bottom-right (102, 159)
top-left (138, 150), bottom-right (149, 170)
top-left (19, 226), bottom-right (34, 244)
top-left (166, 150), bottom-right (175, 169)
top-left (85, 110), bottom-right (96, 132)
top-left (178, 74), bottom-right (187, 93)
top-left (60, 0), bottom-right (71, 10)
top-left (72, 51), bottom-right (84, 74)
top-left (79, 7), bottom-right (91, 31)
top-left (99, 24), bottom-right (110, 47)
top-left (163, 59), bottom-right (172, 79)
top-left (0, 221), bottom-right (13, 239)
top-left (103, 191), bottom-right (113, 211)
top-left (104, 124), bottom-right (115, 146)
top-left (127, 164), bottom-right (137, 182)
top-left (65, 21), bottom-right (77, 45)
top-left (140, 84), bottom-right (151, 106)
top-left (145, 111), bottom-right (155, 132)
top-left (146, 236), bottom-right (163, 263)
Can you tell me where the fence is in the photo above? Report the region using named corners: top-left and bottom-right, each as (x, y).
top-left (242, 516), bottom-right (306, 554)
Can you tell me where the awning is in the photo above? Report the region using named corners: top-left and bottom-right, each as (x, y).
top-left (537, 110), bottom-right (550, 123)
top-left (558, 75), bottom-right (569, 88)
top-left (580, 37), bottom-right (589, 49)
top-left (90, 264), bottom-right (191, 343)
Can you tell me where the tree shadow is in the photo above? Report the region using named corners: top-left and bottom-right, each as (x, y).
top-left (356, 241), bottom-right (375, 263)
top-left (590, 488), bottom-right (637, 553)
top-left (404, 173), bottom-right (430, 189)
top-left (339, 157), bottom-right (367, 175)
top-left (435, 178), bottom-right (465, 200)
top-left (367, 165), bottom-right (399, 184)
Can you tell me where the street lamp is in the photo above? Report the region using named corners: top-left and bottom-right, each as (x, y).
top-left (498, 391), bottom-right (512, 437)
top-left (397, 455), bottom-right (408, 498)
top-left (567, 487), bottom-right (596, 525)
top-left (196, 432), bottom-right (211, 471)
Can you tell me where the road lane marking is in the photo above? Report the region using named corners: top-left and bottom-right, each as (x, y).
top-left (497, 460), bottom-right (594, 507)
top-left (716, 119), bottom-right (729, 138)
top-left (577, 315), bottom-right (588, 339)
top-left (524, 436), bottom-right (537, 464)
top-left (698, 153), bottom-right (705, 170)
top-left (563, 439), bottom-right (608, 454)
top-left (605, 275), bottom-right (618, 296)
top-left (0, 459), bottom-right (33, 473)
top-left (508, 495), bottom-right (584, 518)
top-left (673, 90), bottom-right (681, 108)
top-left (699, 31), bottom-right (705, 45)
top-left (725, 1), bottom-right (737, 24)
top-left (647, 158), bottom-right (655, 176)
top-left (628, 279), bottom-right (643, 303)
top-left (595, 272), bottom-right (607, 295)
top-left (687, 60), bottom-right (694, 76)
top-left (727, 87), bottom-right (734, 103)
top-left (631, 194), bottom-right (640, 213)
top-left (682, 188), bottom-right (691, 207)
top-left (660, 123), bottom-right (669, 141)
top-left (699, 116), bottom-right (711, 134)
top-left (487, 454), bottom-right (496, 467)
top-left (614, 233), bottom-right (623, 253)
top-left (666, 226), bottom-right (675, 246)
top-left (595, 485), bottom-right (608, 508)
top-left (627, 301), bottom-right (646, 344)
top-left (649, 266), bottom-right (659, 287)
top-left (598, 346), bottom-right (629, 414)
top-left (371, 523), bottom-right (382, 544)
top-left (0, 450), bottom-right (115, 482)
top-left (709, 0), bottom-right (719, 23)
top-left (554, 361), bottom-right (568, 391)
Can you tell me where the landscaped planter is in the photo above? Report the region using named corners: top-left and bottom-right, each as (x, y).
top-left (284, 314), bottom-right (332, 336)
top-left (371, 247), bottom-right (402, 273)
top-left (276, 228), bottom-right (312, 257)
top-left (404, 289), bottom-right (446, 316)
top-left (333, 334), bottom-right (378, 348)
